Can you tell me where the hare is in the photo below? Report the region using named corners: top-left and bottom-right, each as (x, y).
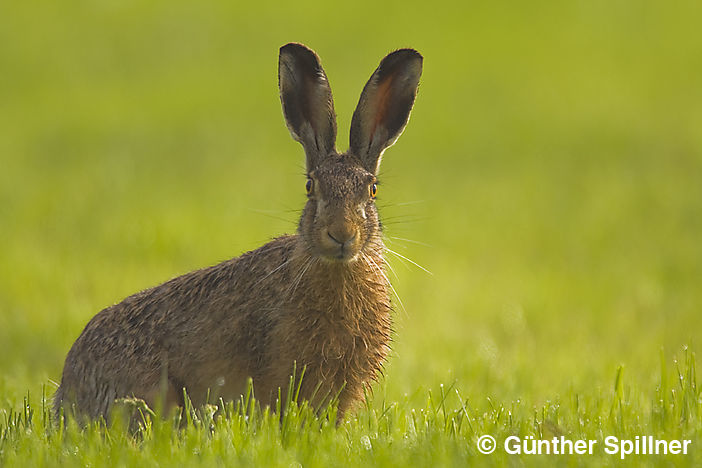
top-left (54, 43), bottom-right (422, 424)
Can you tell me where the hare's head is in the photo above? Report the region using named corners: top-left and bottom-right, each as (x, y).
top-left (279, 43), bottom-right (422, 263)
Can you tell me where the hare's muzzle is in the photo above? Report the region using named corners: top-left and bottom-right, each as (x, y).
top-left (320, 225), bottom-right (360, 262)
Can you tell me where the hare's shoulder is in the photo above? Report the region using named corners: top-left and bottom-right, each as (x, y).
top-left (64, 236), bottom-right (299, 366)
top-left (229, 234), bottom-right (298, 273)
top-left (81, 235), bottom-right (299, 331)
top-left (148, 233), bottom-right (299, 303)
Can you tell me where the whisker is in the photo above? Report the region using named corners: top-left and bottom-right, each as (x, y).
top-left (249, 206), bottom-right (301, 214)
top-left (385, 248), bottom-right (433, 276)
top-left (364, 253), bottom-right (406, 316)
top-left (286, 259), bottom-right (307, 297)
top-left (288, 256), bottom-right (315, 299)
top-left (382, 236), bottom-right (406, 250)
top-left (395, 200), bottom-right (426, 207)
top-left (383, 245), bottom-right (412, 269)
top-left (285, 271), bottom-right (303, 300)
top-left (380, 216), bottom-right (427, 225)
top-left (377, 199), bottom-right (426, 208)
top-left (246, 208), bottom-right (298, 224)
top-left (380, 214), bottom-right (426, 221)
top-left (383, 255), bottom-right (401, 282)
top-left (299, 258), bottom-right (317, 292)
top-left (253, 258), bottom-right (291, 287)
top-left (386, 236), bottom-right (433, 248)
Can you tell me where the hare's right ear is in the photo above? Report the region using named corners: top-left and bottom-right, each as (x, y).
top-left (279, 43), bottom-right (337, 171)
top-left (349, 49), bottom-right (422, 174)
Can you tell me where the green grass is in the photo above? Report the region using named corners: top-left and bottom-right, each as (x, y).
top-left (1, 352), bottom-right (701, 466)
top-left (2, 0), bottom-right (702, 466)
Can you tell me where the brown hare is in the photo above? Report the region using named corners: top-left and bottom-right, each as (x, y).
top-left (54, 43), bottom-right (422, 424)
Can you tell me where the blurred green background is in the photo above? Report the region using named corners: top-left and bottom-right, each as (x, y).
top-left (1, 0), bottom-right (701, 411)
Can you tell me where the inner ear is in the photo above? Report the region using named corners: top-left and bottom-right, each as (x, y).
top-left (349, 49), bottom-right (423, 174)
top-left (279, 43), bottom-right (338, 171)
top-left (364, 57), bottom-right (418, 151)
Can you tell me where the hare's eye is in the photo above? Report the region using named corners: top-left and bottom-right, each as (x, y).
top-left (370, 183), bottom-right (378, 199)
top-left (305, 178), bottom-right (313, 195)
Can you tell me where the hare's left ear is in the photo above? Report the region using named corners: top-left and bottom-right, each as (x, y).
top-left (349, 49), bottom-right (422, 174)
top-left (279, 43), bottom-right (337, 172)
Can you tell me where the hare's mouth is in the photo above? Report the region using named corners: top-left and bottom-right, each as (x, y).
top-left (318, 245), bottom-right (360, 264)
top-left (331, 251), bottom-right (360, 263)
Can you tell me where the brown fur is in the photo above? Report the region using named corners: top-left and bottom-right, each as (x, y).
top-left (54, 43), bottom-right (422, 423)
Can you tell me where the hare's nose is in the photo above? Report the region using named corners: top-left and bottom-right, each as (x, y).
top-left (326, 226), bottom-right (357, 246)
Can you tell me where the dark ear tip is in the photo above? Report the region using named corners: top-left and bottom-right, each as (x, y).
top-left (279, 43), bottom-right (325, 76)
top-left (378, 48), bottom-right (423, 77)
top-left (280, 42), bottom-right (306, 53)
top-left (280, 43), bottom-right (317, 60)
top-left (384, 49), bottom-right (423, 67)
top-left (392, 48), bottom-right (423, 61)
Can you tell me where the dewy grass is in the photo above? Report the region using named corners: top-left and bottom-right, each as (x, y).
top-left (1, 350), bottom-right (701, 466)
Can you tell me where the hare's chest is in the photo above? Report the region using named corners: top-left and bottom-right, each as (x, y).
top-left (285, 306), bottom-right (391, 377)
